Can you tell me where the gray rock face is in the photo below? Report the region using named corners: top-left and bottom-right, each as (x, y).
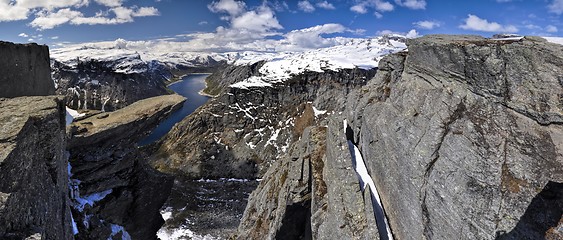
top-left (235, 35), bottom-right (563, 239)
top-left (67, 94), bottom-right (185, 240)
top-left (51, 58), bottom-right (170, 112)
top-left (345, 35), bottom-right (563, 239)
top-left (0, 96), bottom-right (72, 239)
top-left (0, 42), bottom-right (54, 97)
top-left (152, 68), bottom-right (376, 179)
top-left (236, 121), bottom-right (380, 240)
top-left (202, 61), bottom-right (264, 96)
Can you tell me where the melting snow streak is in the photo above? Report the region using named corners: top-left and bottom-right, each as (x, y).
top-left (344, 119), bottom-right (394, 240)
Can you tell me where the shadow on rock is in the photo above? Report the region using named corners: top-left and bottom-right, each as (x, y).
top-left (497, 181), bottom-right (563, 240)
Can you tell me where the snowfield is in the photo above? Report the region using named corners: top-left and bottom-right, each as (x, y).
top-left (50, 34), bottom-right (408, 85)
top-left (230, 36), bottom-right (408, 89)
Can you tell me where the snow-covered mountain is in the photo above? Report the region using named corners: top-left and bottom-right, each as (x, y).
top-left (51, 34), bottom-right (408, 77)
top-left (50, 34), bottom-right (409, 111)
top-left (230, 35), bottom-right (407, 89)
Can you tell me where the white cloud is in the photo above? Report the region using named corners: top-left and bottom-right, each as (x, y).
top-left (350, 0), bottom-right (394, 14)
top-left (525, 24), bottom-right (542, 30)
top-left (30, 6), bottom-right (160, 30)
top-left (413, 20), bottom-right (440, 29)
top-left (394, 0), bottom-right (426, 10)
top-left (284, 23), bottom-right (346, 48)
top-left (350, 5), bottom-right (368, 14)
top-left (0, 0), bottom-right (159, 29)
top-left (496, 0), bottom-right (512, 2)
top-left (94, 0), bottom-right (123, 7)
top-left (298, 1), bottom-right (315, 12)
top-left (30, 8), bottom-right (82, 30)
top-left (459, 14), bottom-right (518, 33)
top-left (546, 25), bottom-right (558, 33)
top-left (548, 0), bottom-right (563, 14)
top-left (406, 29), bottom-right (419, 38)
top-left (198, 21), bottom-right (208, 25)
top-left (51, 36), bottom-right (59, 39)
top-left (208, 0), bottom-right (246, 17)
top-left (270, 1), bottom-right (290, 12)
top-left (231, 6), bottom-right (283, 32)
top-left (316, 1), bottom-right (336, 10)
top-left (374, 12), bottom-right (383, 18)
top-left (18, 33), bottom-right (29, 37)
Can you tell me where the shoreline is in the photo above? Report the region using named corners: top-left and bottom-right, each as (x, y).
top-left (198, 77), bottom-right (218, 98)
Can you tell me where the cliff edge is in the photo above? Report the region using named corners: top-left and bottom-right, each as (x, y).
top-left (0, 96), bottom-right (72, 239)
top-left (236, 35), bottom-right (563, 239)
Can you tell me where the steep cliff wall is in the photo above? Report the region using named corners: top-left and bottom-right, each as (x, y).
top-left (347, 35), bottom-right (563, 239)
top-left (0, 42), bottom-right (54, 97)
top-left (0, 96), bottom-right (72, 239)
top-left (51, 58), bottom-right (170, 112)
top-left (236, 35), bottom-right (563, 239)
top-left (67, 94), bottom-right (185, 240)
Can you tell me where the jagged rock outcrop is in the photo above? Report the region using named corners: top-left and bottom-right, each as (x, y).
top-left (0, 96), bottom-right (73, 239)
top-left (0, 42), bottom-right (54, 97)
top-left (202, 61), bottom-right (264, 96)
top-left (235, 35), bottom-right (563, 239)
top-left (151, 68), bottom-right (376, 179)
top-left (67, 94), bottom-right (185, 240)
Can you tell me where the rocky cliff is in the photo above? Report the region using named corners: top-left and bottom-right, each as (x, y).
top-left (235, 35), bottom-right (563, 239)
top-left (0, 96), bottom-right (72, 239)
top-left (151, 67), bottom-right (376, 179)
top-left (51, 57), bottom-right (171, 112)
top-left (0, 42), bottom-right (55, 97)
top-left (67, 94), bottom-right (185, 239)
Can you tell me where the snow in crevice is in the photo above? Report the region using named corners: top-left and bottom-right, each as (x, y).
top-left (312, 106), bottom-right (327, 117)
top-left (108, 224), bottom-right (132, 240)
top-left (157, 208), bottom-right (218, 240)
top-left (343, 119), bottom-right (394, 240)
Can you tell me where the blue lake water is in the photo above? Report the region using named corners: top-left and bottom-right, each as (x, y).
top-left (138, 74), bottom-right (210, 146)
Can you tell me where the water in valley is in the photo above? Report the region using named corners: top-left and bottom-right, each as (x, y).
top-left (138, 73), bottom-right (211, 146)
top-left (141, 74), bottom-right (259, 239)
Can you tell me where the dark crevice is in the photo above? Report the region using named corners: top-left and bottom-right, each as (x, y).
top-left (275, 200), bottom-right (312, 240)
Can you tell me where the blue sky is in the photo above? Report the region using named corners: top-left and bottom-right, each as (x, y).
top-left (0, 0), bottom-right (561, 49)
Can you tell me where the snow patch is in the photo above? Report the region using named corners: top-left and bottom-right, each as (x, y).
top-left (66, 107), bottom-right (85, 126)
top-left (108, 224), bottom-right (132, 240)
top-left (71, 214), bottom-right (79, 235)
top-left (312, 106), bottom-right (327, 117)
top-left (543, 37), bottom-right (563, 45)
top-left (157, 225), bottom-right (219, 240)
top-left (73, 189), bottom-right (113, 212)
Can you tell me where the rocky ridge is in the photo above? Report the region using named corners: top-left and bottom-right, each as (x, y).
top-left (235, 35), bottom-right (563, 239)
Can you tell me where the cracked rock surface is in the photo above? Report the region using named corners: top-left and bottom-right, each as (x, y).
top-left (235, 35), bottom-right (563, 240)
top-left (345, 35), bottom-right (563, 239)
